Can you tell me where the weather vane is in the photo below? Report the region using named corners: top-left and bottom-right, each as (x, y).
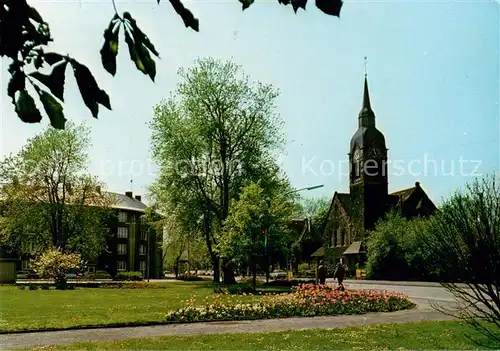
top-left (364, 56), bottom-right (368, 77)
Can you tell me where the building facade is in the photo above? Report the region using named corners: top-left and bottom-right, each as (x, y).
top-left (92, 191), bottom-right (163, 279)
top-left (313, 75), bottom-right (437, 267)
top-left (11, 191), bottom-right (163, 279)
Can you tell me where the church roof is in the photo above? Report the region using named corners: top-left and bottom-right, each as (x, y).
top-left (335, 192), bottom-right (356, 219)
top-left (343, 241), bottom-right (365, 255)
top-left (390, 186), bottom-right (416, 201)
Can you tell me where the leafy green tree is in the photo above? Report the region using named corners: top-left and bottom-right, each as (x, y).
top-left (221, 181), bottom-right (296, 291)
top-left (419, 175), bottom-right (500, 345)
top-left (2, 0), bottom-right (343, 129)
top-left (0, 122), bottom-right (113, 261)
top-left (297, 195), bottom-right (330, 240)
top-left (150, 58), bottom-right (286, 283)
top-left (365, 211), bottom-right (435, 281)
top-left (31, 247), bottom-right (82, 289)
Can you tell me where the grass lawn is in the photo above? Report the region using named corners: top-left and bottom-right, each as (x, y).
top-left (0, 282), bottom-right (269, 332)
top-left (37, 321), bottom-right (500, 350)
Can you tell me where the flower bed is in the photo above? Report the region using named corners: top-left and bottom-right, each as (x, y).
top-left (165, 283), bottom-right (416, 323)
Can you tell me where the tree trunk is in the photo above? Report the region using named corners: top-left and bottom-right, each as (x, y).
top-left (212, 256), bottom-right (220, 283)
top-left (222, 259), bottom-right (236, 284)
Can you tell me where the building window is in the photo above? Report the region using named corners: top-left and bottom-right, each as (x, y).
top-left (139, 245), bottom-right (146, 255)
top-left (21, 260), bottom-right (30, 270)
top-left (139, 261), bottom-right (146, 274)
top-left (117, 227), bottom-right (128, 238)
top-left (117, 261), bottom-right (126, 271)
top-left (140, 230), bottom-right (147, 241)
top-left (117, 243), bottom-right (127, 254)
top-left (118, 211), bottom-right (128, 223)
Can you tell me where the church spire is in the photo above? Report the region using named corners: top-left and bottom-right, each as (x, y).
top-left (358, 58), bottom-right (375, 128)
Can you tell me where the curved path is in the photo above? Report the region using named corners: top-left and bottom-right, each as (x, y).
top-left (0, 283), bottom-right (458, 349)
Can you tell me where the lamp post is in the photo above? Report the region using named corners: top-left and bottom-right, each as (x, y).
top-left (265, 184), bottom-right (324, 283)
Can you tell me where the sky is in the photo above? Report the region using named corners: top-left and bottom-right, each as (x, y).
top-left (1, 0), bottom-right (499, 205)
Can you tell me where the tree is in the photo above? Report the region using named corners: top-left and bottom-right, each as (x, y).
top-left (365, 211), bottom-right (438, 281)
top-left (2, 0), bottom-right (343, 129)
top-left (419, 175), bottom-right (500, 345)
top-left (0, 122), bottom-right (113, 261)
top-left (150, 58), bottom-right (285, 283)
top-left (297, 195), bottom-right (330, 239)
top-left (221, 181), bottom-right (297, 291)
top-left (31, 247), bottom-right (82, 289)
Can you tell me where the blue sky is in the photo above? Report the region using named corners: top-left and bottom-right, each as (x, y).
top-left (1, 0), bottom-right (498, 205)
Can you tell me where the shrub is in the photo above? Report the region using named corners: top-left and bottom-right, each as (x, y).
top-left (214, 283), bottom-right (254, 295)
top-left (31, 247), bottom-right (82, 289)
top-left (176, 274), bottom-right (202, 281)
top-left (239, 277), bottom-right (264, 286)
top-left (101, 282), bottom-right (169, 289)
top-left (165, 283), bottom-right (416, 323)
top-left (28, 284), bottom-right (38, 290)
top-left (17, 285), bottom-right (25, 290)
top-left (264, 279), bottom-right (316, 287)
top-left (114, 271), bottom-right (143, 281)
top-left (41, 284), bottom-right (50, 290)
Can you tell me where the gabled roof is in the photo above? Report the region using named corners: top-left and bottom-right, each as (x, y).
top-left (343, 241), bottom-right (365, 255)
top-left (107, 192), bottom-right (147, 213)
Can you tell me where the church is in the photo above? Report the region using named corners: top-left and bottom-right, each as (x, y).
top-left (311, 74), bottom-right (437, 268)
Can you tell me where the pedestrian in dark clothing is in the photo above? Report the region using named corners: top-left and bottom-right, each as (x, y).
top-left (334, 263), bottom-right (346, 291)
top-left (318, 260), bottom-right (327, 285)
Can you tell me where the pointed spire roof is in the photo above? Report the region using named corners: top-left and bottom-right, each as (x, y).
top-left (362, 75), bottom-right (371, 111)
top-left (358, 74), bottom-right (375, 127)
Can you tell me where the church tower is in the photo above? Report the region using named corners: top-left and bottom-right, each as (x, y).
top-left (349, 74), bottom-right (388, 231)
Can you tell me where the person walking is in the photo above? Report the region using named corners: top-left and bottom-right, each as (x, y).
top-left (318, 260), bottom-right (327, 285)
top-left (334, 262), bottom-right (346, 291)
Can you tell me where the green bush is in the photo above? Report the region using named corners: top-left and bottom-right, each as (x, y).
top-left (214, 283), bottom-right (254, 294)
top-left (239, 277), bottom-right (264, 286)
top-left (114, 271), bottom-right (144, 281)
top-left (264, 279), bottom-right (315, 287)
top-left (41, 284), bottom-right (50, 290)
top-left (366, 211), bottom-right (436, 281)
top-left (101, 282), bottom-right (170, 289)
top-left (176, 274), bottom-right (202, 281)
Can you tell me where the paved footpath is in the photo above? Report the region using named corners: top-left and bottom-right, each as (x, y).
top-left (0, 298), bottom-right (456, 350)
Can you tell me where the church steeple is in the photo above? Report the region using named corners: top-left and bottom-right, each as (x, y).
top-left (358, 75), bottom-right (375, 128)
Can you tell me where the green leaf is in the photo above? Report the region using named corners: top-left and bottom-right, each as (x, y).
top-left (29, 61), bottom-right (68, 101)
top-left (8, 69), bottom-right (26, 100)
top-left (124, 30), bottom-right (147, 75)
top-left (123, 12), bottom-right (160, 57)
top-left (100, 19), bottom-right (121, 76)
top-left (315, 0), bottom-right (343, 17)
top-left (14, 90), bottom-right (42, 124)
top-left (169, 0), bottom-right (199, 32)
top-left (43, 53), bottom-right (65, 66)
top-left (97, 90), bottom-right (112, 110)
top-left (291, 0), bottom-right (307, 12)
top-left (71, 60), bottom-right (111, 118)
top-left (35, 87), bottom-right (66, 129)
top-left (239, 0), bottom-right (255, 10)
top-left (27, 5), bottom-right (44, 23)
top-left (138, 44), bottom-right (156, 82)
